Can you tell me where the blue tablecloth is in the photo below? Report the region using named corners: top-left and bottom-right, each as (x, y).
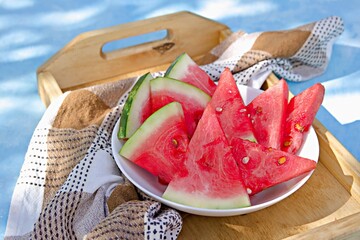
top-left (1, 0), bottom-right (359, 237)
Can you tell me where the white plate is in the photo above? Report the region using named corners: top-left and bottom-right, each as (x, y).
top-left (111, 85), bottom-right (319, 217)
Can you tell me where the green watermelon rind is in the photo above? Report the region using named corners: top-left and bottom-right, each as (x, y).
top-left (163, 185), bottom-right (251, 209)
top-left (118, 72), bottom-right (153, 139)
top-left (120, 102), bottom-right (184, 158)
top-left (150, 77), bottom-right (211, 107)
top-left (164, 52), bottom-right (190, 78)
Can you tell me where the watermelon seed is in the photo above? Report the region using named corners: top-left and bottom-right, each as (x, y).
top-left (172, 138), bottom-right (178, 148)
top-left (242, 156), bottom-right (250, 164)
top-left (246, 188), bottom-right (252, 194)
top-left (256, 106), bottom-right (262, 114)
top-left (295, 123), bottom-right (305, 132)
top-left (239, 108), bottom-right (247, 113)
top-left (215, 107), bottom-right (223, 113)
top-left (283, 140), bottom-right (292, 147)
top-left (278, 156), bottom-right (287, 165)
top-left (228, 90), bottom-right (233, 94)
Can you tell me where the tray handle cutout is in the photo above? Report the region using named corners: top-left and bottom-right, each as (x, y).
top-left (101, 29), bottom-right (170, 60)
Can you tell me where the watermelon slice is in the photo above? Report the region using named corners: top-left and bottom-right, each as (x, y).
top-left (163, 105), bottom-right (250, 209)
top-left (209, 68), bottom-right (256, 143)
top-left (207, 69), bottom-right (317, 196)
top-left (247, 79), bottom-right (289, 149)
top-left (165, 53), bottom-right (217, 96)
top-left (118, 72), bottom-right (153, 139)
top-left (282, 83), bottom-right (325, 154)
top-left (231, 138), bottom-right (317, 195)
top-left (119, 102), bottom-right (189, 184)
top-left (150, 77), bottom-right (211, 137)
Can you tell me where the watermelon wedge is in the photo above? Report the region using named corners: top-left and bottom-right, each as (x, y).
top-left (231, 138), bottom-right (317, 195)
top-left (150, 77), bottom-right (211, 137)
top-left (163, 105), bottom-right (250, 209)
top-left (119, 102), bottom-right (189, 184)
top-left (118, 72), bottom-right (153, 139)
top-left (282, 83), bottom-right (325, 154)
top-left (165, 53), bottom-right (217, 96)
top-left (247, 79), bottom-right (289, 149)
top-left (209, 68), bottom-right (256, 143)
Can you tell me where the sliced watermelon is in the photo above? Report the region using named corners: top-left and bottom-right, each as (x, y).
top-left (247, 79), bottom-right (289, 149)
top-left (165, 53), bottom-right (217, 96)
top-left (231, 138), bottom-right (317, 195)
top-left (209, 68), bottom-right (256, 143)
top-left (150, 77), bottom-right (211, 137)
top-left (282, 83), bottom-right (325, 154)
top-left (163, 105), bottom-right (250, 209)
top-left (118, 72), bottom-right (153, 139)
top-left (119, 102), bottom-right (189, 184)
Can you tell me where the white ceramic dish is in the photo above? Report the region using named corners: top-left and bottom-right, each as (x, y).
top-left (111, 85), bottom-right (319, 217)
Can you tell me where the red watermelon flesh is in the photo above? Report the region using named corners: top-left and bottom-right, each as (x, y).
top-left (165, 53), bottom-right (217, 96)
top-left (163, 105), bottom-right (250, 209)
top-left (282, 83), bottom-right (325, 154)
top-left (209, 68), bottom-right (257, 143)
top-left (119, 102), bottom-right (189, 184)
top-left (231, 138), bottom-right (317, 195)
top-left (151, 77), bottom-right (211, 137)
top-left (247, 79), bottom-right (289, 149)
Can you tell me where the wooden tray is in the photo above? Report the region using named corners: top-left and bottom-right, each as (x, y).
top-left (37, 11), bottom-right (360, 239)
